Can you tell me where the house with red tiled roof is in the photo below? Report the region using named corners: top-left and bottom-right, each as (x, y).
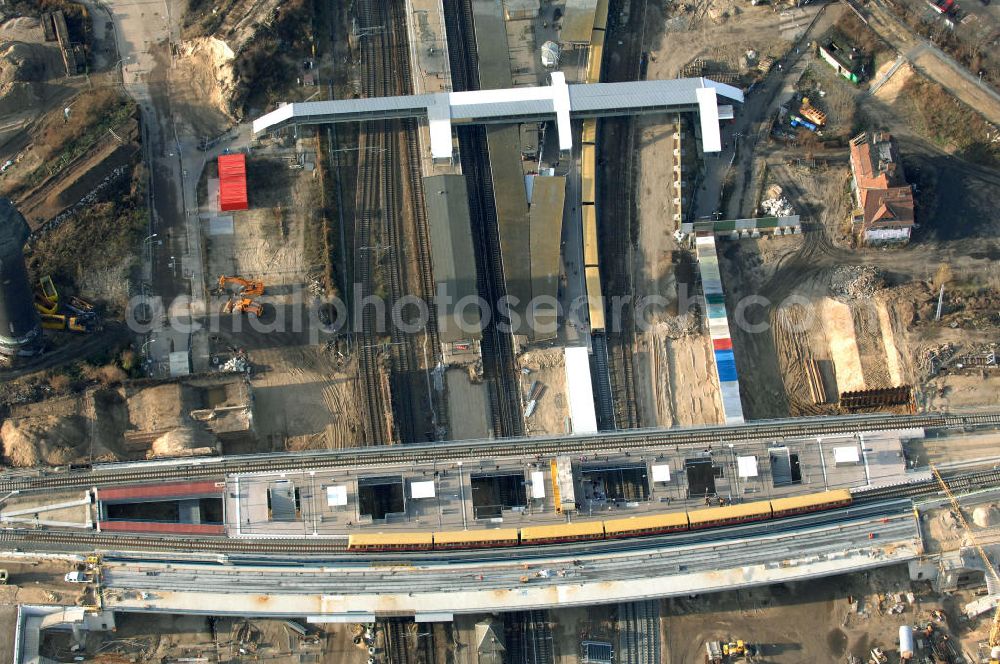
top-left (849, 131), bottom-right (915, 244)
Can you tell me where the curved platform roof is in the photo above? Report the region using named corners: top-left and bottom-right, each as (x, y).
top-left (253, 75), bottom-right (744, 159)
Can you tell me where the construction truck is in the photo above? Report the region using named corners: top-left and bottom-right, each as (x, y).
top-left (217, 275), bottom-right (265, 297)
top-left (706, 639), bottom-right (755, 662)
top-left (40, 313), bottom-right (97, 333)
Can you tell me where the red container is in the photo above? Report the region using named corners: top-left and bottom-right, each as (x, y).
top-left (99, 480), bottom-right (224, 502)
top-left (218, 153), bottom-right (249, 211)
top-left (99, 521), bottom-right (226, 535)
top-left (712, 338), bottom-right (733, 351)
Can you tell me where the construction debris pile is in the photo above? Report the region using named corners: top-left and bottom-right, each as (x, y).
top-left (760, 195), bottom-right (794, 217)
top-left (830, 265), bottom-right (882, 301)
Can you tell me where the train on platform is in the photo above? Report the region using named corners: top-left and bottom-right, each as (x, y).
top-left (346, 489), bottom-right (853, 552)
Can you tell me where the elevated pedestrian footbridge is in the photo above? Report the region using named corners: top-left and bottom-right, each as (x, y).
top-left (252, 74), bottom-right (744, 159)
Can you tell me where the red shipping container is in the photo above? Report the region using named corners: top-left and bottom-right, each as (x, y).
top-left (99, 480), bottom-right (224, 502)
top-left (218, 153), bottom-right (249, 211)
top-left (99, 521), bottom-right (226, 536)
top-left (712, 338), bottom-right (733, 351)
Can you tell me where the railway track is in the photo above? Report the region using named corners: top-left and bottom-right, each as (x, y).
top-left (352, 0), bottom-right (437, 443)
top-left (592, 332), bottom-right (617, 430)
top-left (504, 611), bottom-right (553, 664)
top-left (618, 601), bottom-right (660, 664)
top-left (382, 618), bottom-right (411, 664)
top-left (4, 411), bottom-right (998, 492)
top-left (355, 0), bottom-right (395, 445)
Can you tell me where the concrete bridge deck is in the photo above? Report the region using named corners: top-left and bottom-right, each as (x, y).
top-left (101, 506), bottom-right (920, 618)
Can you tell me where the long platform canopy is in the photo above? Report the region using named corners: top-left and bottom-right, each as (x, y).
top-left (253, 74), bottom-right (743, 158)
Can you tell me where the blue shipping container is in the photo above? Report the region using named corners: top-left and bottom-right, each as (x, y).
top-left (714, 349), bottom-right (735, 364)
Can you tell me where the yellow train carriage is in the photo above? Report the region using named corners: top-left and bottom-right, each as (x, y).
top-left (687, 500), bottom-right (772, 530)
top-left (769, 489), bottom-right (852, 519)
top-left (433, 528), bottom-right (520, 549)
top-left (582, 119), bottom-right (598, 145)
top-left (583, 205), bottom-right (599, 266)
top-left (593, 0), bottom-right (610, 31)
top-left (586, 267), bottom-right (606, 332)
top-left (586, 42), bottom-right (604, 84)
top-left (520, 520), bottom-right (605, 545)
top-left (347, 532), bottom-right (434, 552)
top-left (603, 511), bottom-right (689, 538)
top-left (581, 144), bottom-right (596, 204)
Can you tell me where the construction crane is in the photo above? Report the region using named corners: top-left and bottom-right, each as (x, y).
top-left (931, 465), bottom-right (1000, 663)
top-left (217, 275), bottom-right (264, 297)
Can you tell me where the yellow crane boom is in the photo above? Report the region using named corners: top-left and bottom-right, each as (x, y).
top-left (930, 465), bottom-right (1000, 658)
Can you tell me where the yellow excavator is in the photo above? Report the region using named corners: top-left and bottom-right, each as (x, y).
top-left (931, 465), bottom-right (1000, 663)
top-left (34, 276), bottom-right (98, 333)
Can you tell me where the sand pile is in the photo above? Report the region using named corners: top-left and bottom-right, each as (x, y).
top-left (1, 41), bottom-right (44, 83)
top-left (1, 415), bottom-right (90, 467)
top-left (149, 426), bottom-right (219, 458)
top-left (0, 41), bottom-right (43, 117)
top-left (973, 505), bottom-right (998, 528)
top-left (176, 37), bottom-right (238, 121)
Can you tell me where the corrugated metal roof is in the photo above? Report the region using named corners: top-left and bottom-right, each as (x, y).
top-left (562, 0), bottom-right (599, 42)
top-left (254, 79), bottom-right (744, 160)
top-left (218, 154), bottom-right (248, 212)
top-left (528, 176), bottom-right (565, 324)
top-left (424, 175), bottom-right (482, 342)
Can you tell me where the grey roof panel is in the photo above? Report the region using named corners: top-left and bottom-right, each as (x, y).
top-left (424, 175), bottom-right (482, 342)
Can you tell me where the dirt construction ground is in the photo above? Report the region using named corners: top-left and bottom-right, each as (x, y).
top-left (662, 566), bottom-right (976, 663)
top-left (200, 145), bottom-right (364, 452)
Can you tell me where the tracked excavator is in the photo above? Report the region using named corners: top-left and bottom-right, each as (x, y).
top-left (216, 275), bottom-right (264, 297)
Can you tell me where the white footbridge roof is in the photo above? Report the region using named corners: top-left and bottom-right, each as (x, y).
top-left (252, 74), bottom-right (743, 159)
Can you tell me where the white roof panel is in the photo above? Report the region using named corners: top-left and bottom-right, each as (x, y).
top-left (550, 72), bottom-right (572, 152)
top-left (651, 464), bottom-right (671, 482)
top-left (737, 455), bottom-right (758, 478)
top-left (530, 470), bottom-right (546, 499)
top-left (833, 446), bottom-right (861, 464)
top-left (564, 346), bottom-right (597, 434)
top-left (411, 480), bottom-right (436, 499)
top-left (326, 485), bottom-right (348, 507)
top-left (696, 87), bottom-right (722, 152)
